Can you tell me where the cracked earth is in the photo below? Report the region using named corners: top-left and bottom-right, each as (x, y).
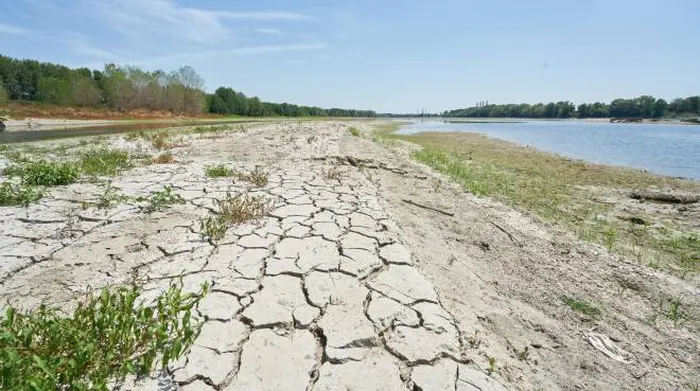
top-left (2, 121), bottom-right (698, 391)
top-left (0, 123), bottom-right (505, 391)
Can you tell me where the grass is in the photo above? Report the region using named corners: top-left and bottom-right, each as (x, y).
top-left (375, 127), bottom-right (700, 278)
top-left (561, 296), bottom-right (601, 317)
top-left (80, 148), bottom-right (132, 176)
top-left (199, 215), bottom-right (228, 242)
top-left (205, 164), bottom-right (233, 178)
top-left (0, 183), bottom-right (43, 206)
top-left (18, 160), bottom-right (80, 186)
top-left (0, 279), bottom-right (208, 390)
top-left (349, 126), bottom-right (361, 137)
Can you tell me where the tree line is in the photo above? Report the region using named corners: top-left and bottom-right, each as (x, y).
top-left (0, 55), bottom-right (376, 117)
top-left (443, 95), bottom-right (700, 119)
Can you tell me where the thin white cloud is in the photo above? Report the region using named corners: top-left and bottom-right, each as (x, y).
top-left (85, 0), bottom-right (309, 44)
top-left (0, 22), bottom-right (30, 36)
top-left (137, 43), bottom-right (327, 64)
top-left (255, 28), bottom-right (283, 36)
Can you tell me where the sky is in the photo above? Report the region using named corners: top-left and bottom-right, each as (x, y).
top-left (1, 0), bottom-right (699, 113)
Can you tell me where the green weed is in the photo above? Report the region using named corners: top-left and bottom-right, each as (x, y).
top-left (235, 167), bottom-right (269, 187)
top-left (80, 149), bottom-right (131, 176)
top-left (487, 356), bottom-right (497, 376)
top-left (0, 183), bottom-right (43, 206)
top-left (561, 296), bottom-right (601, 317)
top-left (217, 193), bottom-right (269, 224)
top-left (0, 278), bottom-right (208, 390)
top-left (96, 183), bottom-right (131, 209)
top-left (349, 127), bottom-right (360, 137)
top-left (20, 160), bottom-right (80, 186)
top-left (205, 165), bottom-right (233, 178)
top-left (199, 216), bottom-right (228, 242)
top-left (141, 186), bottom-right (185, 213)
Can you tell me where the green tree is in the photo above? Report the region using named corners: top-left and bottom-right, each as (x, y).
top-left (37, 76), bottom-right (72, 105)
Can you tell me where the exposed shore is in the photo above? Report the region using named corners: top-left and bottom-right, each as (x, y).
top-left (0, 121), bottom-right (697, 390)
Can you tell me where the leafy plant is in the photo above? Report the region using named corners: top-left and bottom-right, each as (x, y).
top-left (0, 183), bottom-right (43, 206)
top-left (199, 215), bottom-right (228, 242)
top-left (96, 183), bottom-right (131, 209)
top-left (217, 193), bottom-right (269, 224)
top-left (81, 149), bottom-right (131, 176)
top-left (141, 186), bottom-right (185, 213)
top-left (205, 165), bottom-right (233, 178)
top-left (20, 160), bottom-right (80, 186)
top-left (561, 296), bottom-right (601, 317)
top-left (0, 279), bottom-right (209, 390)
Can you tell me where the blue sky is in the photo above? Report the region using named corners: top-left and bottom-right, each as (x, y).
top-left (1, 0), bottom-right (699, 113)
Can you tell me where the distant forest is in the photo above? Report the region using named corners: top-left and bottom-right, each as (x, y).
top-left (0, 55), bottom-right (376, 118)
top-left (444, 96), bottom-right (700, 119)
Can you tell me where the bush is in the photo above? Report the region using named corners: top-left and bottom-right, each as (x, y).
top-left (205, 165), bottom-right (233, 178)
top-left (21, 161), bottom-right (80, 186)
top-left (0, 279), bottom-right (209, 390)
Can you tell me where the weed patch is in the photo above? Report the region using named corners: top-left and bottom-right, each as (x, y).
top-left (0, 183), bottom-right (43, 206)
top-left (235, 167), bottom-right (269, 187)
top-left (561, 296), bottom-right (601, 317)
top-left (0, 279), bottom-right (208, 390)
top-left (217, 193), bottom-right (269, 224)
top-left (199, 215), bottom-right (228, 242)
top-left (349, 127), bottom-right (361, 137)
top-left (205, 164), bottom-right (233, 178)
top-left (20, 160), bottom-right (80, 186)
top-left (141, 186), bottom-right (185, 213)
top-left (81, 149), bottom-right (131, 176)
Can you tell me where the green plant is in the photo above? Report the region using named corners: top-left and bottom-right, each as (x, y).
top-left (97, 183), bottom-right (131, 209)
top-left (658, 295), bottom-right (686, 326)
top-left (0, 182), bottom-right (43, 206)
top-left (0, 278), bottom-right (208, 390)
top-left (205, 164), bottom-right (233, 178)
top-left (142, 186), bottom-right (185, 213)
top-left (20, 160), bottom-right (80, 186)
top-left (199, 215), bottom-right (228, 242)
top-left (349, 127), bottom-right (360, 137)
top-left (235, 167), bottom-right (269, 187)
top-left (602, 224), bottom-right (617, 251)
top-left (561, 296), bottom-right (601, 317)
top-left (487, 356), bottom-right (496, 376)
top-left (81, 149), bottom-right (131, 176)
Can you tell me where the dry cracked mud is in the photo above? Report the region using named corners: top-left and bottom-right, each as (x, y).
top-left (1, 121), bottom-right (697, 391)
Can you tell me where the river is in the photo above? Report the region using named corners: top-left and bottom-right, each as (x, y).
top-left (398, 120), bottom-right (700, 180)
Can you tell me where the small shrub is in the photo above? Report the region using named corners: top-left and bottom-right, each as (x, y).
top-left (561, 296), bottom-right (601, 317)
top-left (0, 183), bottom-right (43, 206)
top-left (97, 183), bottom-right (131, 209)
top-left (349, 127), bottom-right (360, 137)
top-left (152, 151), bottom-right (175, 164)
top-left (205, 165), bottom-right (233, 178)
top-left (21, 160), bottom-right (80, 186)
top-left (217, 193), bottom-right (269, 224)
top-left (0, 279), bottom-right (208, 390)
top-left (81, 149), bottom-right (131, 176)
top-left (199, 215), bottom-right (228, 242)
top-left (142, 186), bottom-right (185, 213)
top-left (235, 167), bottom-right (269, 187)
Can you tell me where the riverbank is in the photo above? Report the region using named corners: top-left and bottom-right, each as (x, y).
top-left (0, 121), bottom-right (697, 390)
top-left (442, 117), bottom-right (699, 125)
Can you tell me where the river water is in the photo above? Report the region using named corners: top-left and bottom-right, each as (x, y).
top-left (398, 120), bottom-right (700, 180)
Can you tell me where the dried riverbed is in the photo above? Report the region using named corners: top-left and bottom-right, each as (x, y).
top-left (0, 121), bottom-right (697, 390)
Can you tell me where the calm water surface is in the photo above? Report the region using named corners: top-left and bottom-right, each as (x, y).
top-left (399, 120), bottom-right (700, 180)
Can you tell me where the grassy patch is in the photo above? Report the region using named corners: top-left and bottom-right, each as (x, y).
top-left (199, 215), bottom-right (228, 242)
top-left (0, 183), bottom-right (43, 206)
top-left (0, 279), bottom-right (208, 390)
top-left (19, 160), bottom-right (80, 186)
top-left (96, 183), bottom-right (130, 209)
top-left (561, 296), bottom-right (601, 317)
top-left (80, 149), bottom-right (131, 176)
top-left (217, 193), bottom-right (269, 224)
top-left (152, 151), bottom-right (175, 164)
top-left (205, 165), bottom-right (233, 178)
top-left (378, 128), bottom-right (700, 277)
top-left (349, 126), bottom-right (361, 137)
